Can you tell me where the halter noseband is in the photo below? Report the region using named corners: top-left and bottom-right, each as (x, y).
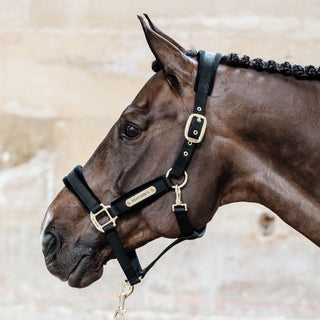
top-left (63, 51), bottom-right (222, 286)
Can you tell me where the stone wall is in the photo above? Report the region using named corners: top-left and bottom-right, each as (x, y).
top-left (1, 1), bottom-right (320, 319)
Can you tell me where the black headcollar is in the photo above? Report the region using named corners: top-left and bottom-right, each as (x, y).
top-left (63, 51), bottom-right (222, 285)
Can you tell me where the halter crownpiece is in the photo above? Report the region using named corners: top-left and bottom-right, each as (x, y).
top-left (63, 50), bottom-right (222, 286)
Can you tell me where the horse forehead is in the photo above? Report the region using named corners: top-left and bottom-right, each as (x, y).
top-left (124, 72), bottom-right (188, 121)
top-left (132, 72), bottom-right (172, 107)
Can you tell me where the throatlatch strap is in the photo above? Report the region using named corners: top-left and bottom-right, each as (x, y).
top-left (171, 51), bottom-right (222, 178)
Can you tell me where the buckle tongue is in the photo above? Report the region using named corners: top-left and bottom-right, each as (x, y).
top-left (90, 203), bottom-right (118, 233)
top-left (184, 113), bottom-right (207, 144)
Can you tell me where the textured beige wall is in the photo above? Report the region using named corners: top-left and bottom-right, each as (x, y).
top-left (1, 1), bottom-right (320, 319)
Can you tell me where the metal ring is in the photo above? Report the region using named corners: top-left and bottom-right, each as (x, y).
top-left (166, 168), bottom-right (188, 188)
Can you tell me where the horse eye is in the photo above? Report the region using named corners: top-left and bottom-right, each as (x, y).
top-left (124, 124), bottom-right (141, 139)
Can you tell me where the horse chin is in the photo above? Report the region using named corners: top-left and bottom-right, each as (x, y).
top-left (67, 256), bottom-right (104, 288)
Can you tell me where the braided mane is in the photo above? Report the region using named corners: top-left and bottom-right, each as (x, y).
top-left (221, 53), bottom-right (320, 80)
top-left (152, 51), bottom-right (320, 81)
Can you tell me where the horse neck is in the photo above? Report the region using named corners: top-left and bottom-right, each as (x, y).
top-left (206, 65), bottom-right (320, 246)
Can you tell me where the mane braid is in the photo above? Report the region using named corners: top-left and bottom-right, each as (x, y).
top-left (152, 51), bottom-right (320, 81)
top-left (221, 53), bottom-right (320, 81)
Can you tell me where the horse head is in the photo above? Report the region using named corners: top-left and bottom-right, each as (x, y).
top-left (41, 15), bottom-right (320, 289)
top-left (40, 16), bottom-right (221, 288)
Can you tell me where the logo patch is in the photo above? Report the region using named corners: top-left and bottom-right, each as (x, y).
top-left (125, 186), bottom-right (157, 207)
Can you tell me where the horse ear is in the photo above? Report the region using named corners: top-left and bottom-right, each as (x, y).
top-left (143, 14), bottom-right (186, 52)
top-left (138, 15), bottom-right (196, 89)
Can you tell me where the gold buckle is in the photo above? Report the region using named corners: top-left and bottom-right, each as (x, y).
top-left (90, 203), bottom-right (118, 233)
top-left (184, 113), bottom-right (207, 144)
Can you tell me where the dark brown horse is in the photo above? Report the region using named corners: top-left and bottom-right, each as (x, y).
top-left (41, 15), bottom-right (320, 289)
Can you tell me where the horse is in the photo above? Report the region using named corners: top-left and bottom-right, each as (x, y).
top-left (41, 14), bottom-right (320, 289)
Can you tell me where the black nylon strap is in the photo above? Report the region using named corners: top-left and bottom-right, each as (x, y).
top-left (139, 226), bottom-right (206, 280)
top-left (171, 51), bottom-right (222, 178)
top-left (103, 228), bottom-right (142, 285)
top-left (170, 140), bottom-right (196, 178)
top-left (194, 51), bottom-right (222, 109)
top-left (110, 175), bottom-right (172, 217)
top-left (173, 205), bottom-right (194, 236)
top-left (63, 165), bottom-right (101, 213)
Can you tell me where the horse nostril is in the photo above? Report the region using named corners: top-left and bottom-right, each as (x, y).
top-left (42, 229), bottom-right (62, 258)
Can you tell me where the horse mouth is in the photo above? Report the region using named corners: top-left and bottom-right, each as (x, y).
top-left (67, 255), bottom-right (104, 288)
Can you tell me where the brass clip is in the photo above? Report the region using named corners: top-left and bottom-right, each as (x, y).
top-left (172, 184), bottom-right (187, 211)
top-left (114, 281), bottom-right (134, 320)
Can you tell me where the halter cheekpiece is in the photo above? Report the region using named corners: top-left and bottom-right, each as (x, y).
top-left (63, 51), bottom-right (222, 286)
